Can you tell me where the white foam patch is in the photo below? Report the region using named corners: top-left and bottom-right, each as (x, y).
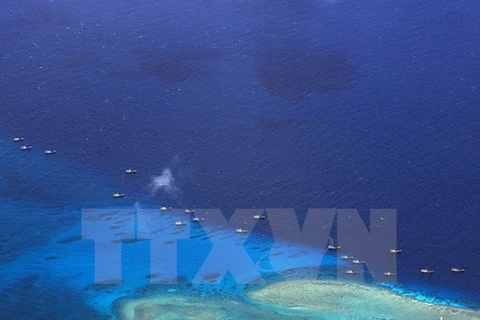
top-left (150, 168), bottom-right (177, 195)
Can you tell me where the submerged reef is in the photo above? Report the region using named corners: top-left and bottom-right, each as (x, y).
top-left (115, 280), bottom-right (480, 320)
top-left (248, 280), bottom-right (480, 320)
top-left (113, 294), bottom-right (302, 320)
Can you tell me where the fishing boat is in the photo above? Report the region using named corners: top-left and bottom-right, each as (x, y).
top-left (236, 228), bottom-right (248, 233)
top-left (192, 217), bottom-right (205, 222)
top-left (390, 249), bottom-right (402, 254)
top-left (44, 150), bottom-right (56, 155)
top-left (327, 245), bottom-right (341, 250)
top-left (451, 267), bottom-right (465, 273)
top-left (13, 137), bottom-right (24, 142)
top-left (384, 272), bottom-right (397, 276)
top-left (125, 169), bottom-right (137, 174)
top-left (421, 269), bottom-right (434, 274)
top-left (345, 270), bottom-right (359, 275)
top-left (352, 260), bottom-right (365, 264)
top-left (253, 214), bottom-right (266, 219)
top-left (160, 207), bottom-right (173, 211)
top-left (184, 209), bottom-right (195, 213)
top-left (341, 255), bottom-right (354, 260)
top-left (113, 193), bottom-right (125, 198)
top-left (20, 146), bottom-right (32, 151)
top-left (175, 221), bottom-right (187, 226)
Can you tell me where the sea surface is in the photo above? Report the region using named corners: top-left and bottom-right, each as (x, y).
top-left (1, 0), bottom-right (480, 318)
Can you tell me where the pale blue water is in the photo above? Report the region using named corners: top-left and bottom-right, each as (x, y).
top-left (1, 0), bottom-right (480, 318)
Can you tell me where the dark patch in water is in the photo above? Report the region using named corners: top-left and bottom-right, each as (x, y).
top-left (131, 46), bottom-right (221, 84)
top-left (202, 273), bottom-right (222, 281)
top-left (44, 256), bottom-right (58, 261)
top-left (123, 239), bottom-right (146, 244)
top-left (257, 42), bottom-right (359, 101)
top-left (56, 235), bottom-right (82, 244)
top-left (83, 282), bottom-right (121, 291)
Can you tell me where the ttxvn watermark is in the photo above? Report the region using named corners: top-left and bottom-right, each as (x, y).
top-left (82, 208), bottom-right (397, 285)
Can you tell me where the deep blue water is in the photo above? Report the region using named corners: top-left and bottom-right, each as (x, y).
top-left (1, 0), bottom-right (480, 318)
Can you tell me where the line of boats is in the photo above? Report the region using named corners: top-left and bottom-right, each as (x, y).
top-left (112, 176), bottom-right (266, 233)
top-left (172, 209), bottom-right (255, 234)
top-left (420, 267), bottom-right (466, 274)
top-left (116, 200), bottom-right (470, 274)
top-left (113, 178), bottom-right (472, 275)
top-left (172, 209), bottom-right (262, 233)
top-left (344, 268), bottom-right (465, 276)
top-left (17, 142), bottom-right (462, 276)
top-left (11, 137), bottom-right (469, 282)
top-left (14, 137), bottom-right (257, 235)
top-left (115, 196), bottom-right (260, 233)
top-left (14, 137), bottom-right (56, 154)
top-left (329, 246), bottom-right (466, 274)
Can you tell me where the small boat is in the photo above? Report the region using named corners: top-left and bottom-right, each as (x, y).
top-left (113, 193), bottom-right (125, 198)
top-left (345, 270), bottom-right (359, 275)
top-left (236, 228), bottom-right (248, 233)
top-left (253, 214), bottom-right (266, 219)
top-left (327, 245), bottom-right (341, 250)
top-left (352, 260), bottom-right (365, 264)
top-left (421, 269), bottom-right (434, 274)
top-left (390, 249), bottom-right (402, 254)
top-left (20, 146), bottom-right (32, 151)
top-left (13, 137), bottom-right (24, 142)
top-left (451, 267), bottom-right (465, 273)
top-left (160, 207), bottom-right (173, 211)
top-left (175, 221), bottom-right (187, 226)
top-left (125, 169), bottom-right (137, 174)
top-left (341, 255), bottom-right (354, 260)
top-left (384, 272), bottom-right (397, 276)
top-left (184, 209), bottom-right (195, 214)
top-left (44, 150), bottom-right (56, 155)
top-left (192, 217), bottom-right (205, 222)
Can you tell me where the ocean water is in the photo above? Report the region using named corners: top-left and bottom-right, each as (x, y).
top-left (1, 0), bottom-right (480, 318)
